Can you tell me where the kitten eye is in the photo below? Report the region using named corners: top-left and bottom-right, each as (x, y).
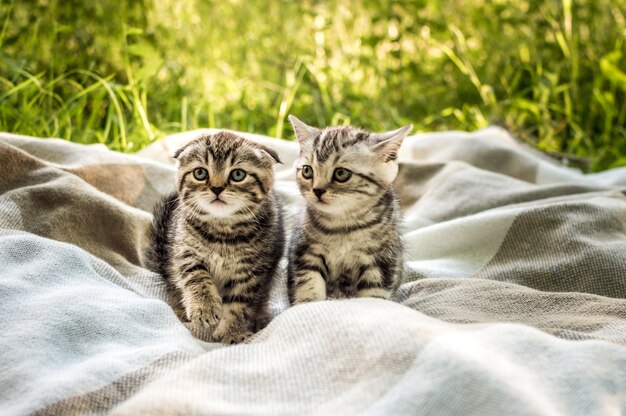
top-left (333, 168), bottom-right (352, 183)
top-left (230, 169), bottom-right (247, 182)
top-left (193, 167), bottom-right (208, 181)
top-left (301, 165), bottom-right (313, 179)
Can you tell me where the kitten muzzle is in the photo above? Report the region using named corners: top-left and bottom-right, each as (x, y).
top-left (313, 188), bottom-right (326, 201)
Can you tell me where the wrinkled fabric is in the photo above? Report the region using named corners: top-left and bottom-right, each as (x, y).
top-left (0, 128), bottom-right (624, 416)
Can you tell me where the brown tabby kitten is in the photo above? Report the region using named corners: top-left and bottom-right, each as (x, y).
top-left (287, 116), bottom-right (411, 304)
top-left (146, 131), bottom-right (284, 344)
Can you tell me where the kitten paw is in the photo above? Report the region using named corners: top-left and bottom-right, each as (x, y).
top-left (220, 331), bottom-right (253, 345)
top-left (213, 328), bottom-right (253, 345)
top-left (188, 303), bottom-right (222, 330)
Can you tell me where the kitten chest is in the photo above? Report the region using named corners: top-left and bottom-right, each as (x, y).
top-left (320, 233), bottom-right (372, 278)
top-left (203, 248), bottom-right (240, 290)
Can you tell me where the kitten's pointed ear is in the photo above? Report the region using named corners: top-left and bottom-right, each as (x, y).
top-left (369, 124), bottom-right (413, 162)
top-left (288, 115), bottom-right (320, 145)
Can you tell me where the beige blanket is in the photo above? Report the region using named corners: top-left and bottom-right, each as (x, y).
top-left (0, 127), bottom-right (625, 415)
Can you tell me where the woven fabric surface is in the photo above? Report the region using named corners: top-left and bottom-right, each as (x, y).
top-left (0, 128), bottom-right (625, 415)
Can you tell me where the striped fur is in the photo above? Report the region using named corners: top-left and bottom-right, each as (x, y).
top-left (146, 131), bottom-right (284, 344)
top-left (287, 116), bottom-right (411, 304)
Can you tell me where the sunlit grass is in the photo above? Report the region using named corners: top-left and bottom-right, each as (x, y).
top-left (1, 0), bottom-right (625, 170)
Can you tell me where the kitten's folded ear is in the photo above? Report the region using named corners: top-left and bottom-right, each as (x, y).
top-left (256, 144), bottom-right (282, 164)
top-left (288, 115), bottom-right (320, 145)
top-left (369, 124), bottom-right (413, 162)
top-left (173, 141), bottom-right (194, 159)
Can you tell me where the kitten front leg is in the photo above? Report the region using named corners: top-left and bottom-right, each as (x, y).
top-left (355, 266), bottom-right (392, 300)
top-left (178, 265), bottom-right (223, 338)
top-left (212, 303), bottom-right (255, 344)
top-left (212, 279), bottom-right (258, 344)
top-left (289, 269), bottom-right (327, 304)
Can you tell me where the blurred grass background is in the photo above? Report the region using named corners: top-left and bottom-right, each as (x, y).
top-left (1, 0), bottom-right (625, 171)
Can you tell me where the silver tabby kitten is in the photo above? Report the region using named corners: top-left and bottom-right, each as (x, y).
top-left (287, 115), bottom-right (411, 304)
top-left (146, 131), bottom-right (284, 344)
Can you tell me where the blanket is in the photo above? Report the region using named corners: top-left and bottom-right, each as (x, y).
top-left (0, 128), bottom-right (625, 415)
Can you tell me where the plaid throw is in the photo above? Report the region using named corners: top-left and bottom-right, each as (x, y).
top-left (1, 128), bottom-right (625, 415)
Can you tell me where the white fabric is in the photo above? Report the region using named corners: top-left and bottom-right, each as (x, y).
top-left (0, 128), bottom-right (625, 415)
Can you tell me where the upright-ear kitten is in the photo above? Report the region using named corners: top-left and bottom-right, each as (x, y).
top-left (146, 131), bottom-right (285, 344)
top-left (287, 116), bottom-right (411, 304)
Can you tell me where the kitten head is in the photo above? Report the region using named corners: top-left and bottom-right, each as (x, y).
top-left (173, 131), bottom-right (281, 219)
top-left (289, 115), bottom-right (411, 216)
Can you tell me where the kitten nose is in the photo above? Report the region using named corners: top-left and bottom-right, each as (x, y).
top-left (313, 188), bottom-right (326, 199)
top-left (210, 186), bottom-right (225, 196)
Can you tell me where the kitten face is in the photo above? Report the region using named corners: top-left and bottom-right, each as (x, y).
top-left (174, 131), bottom-right (280, 219)
top-left (289, 116), bottom-right (411, 216)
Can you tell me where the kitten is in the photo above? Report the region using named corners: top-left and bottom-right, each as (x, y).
top-left (287, 115), bottom-right (411, 304)
top-left (146, 131), bottom-right (284, 344)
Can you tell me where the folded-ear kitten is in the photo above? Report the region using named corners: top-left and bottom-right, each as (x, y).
top-left (146, 131), bottom-right (284, 344)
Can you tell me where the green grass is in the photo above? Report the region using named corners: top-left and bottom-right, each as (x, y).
top-left (1, 0), bottom-right (625, 171)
